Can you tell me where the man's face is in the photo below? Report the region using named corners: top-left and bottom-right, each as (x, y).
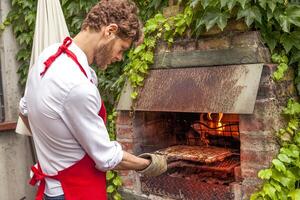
top-left (94, 36), bottom-right (132, 70)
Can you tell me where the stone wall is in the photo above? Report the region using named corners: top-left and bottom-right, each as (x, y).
top-left (0, 0), bottom-right (36, 199)
top-left (239, 64), bottom-right (296, 199)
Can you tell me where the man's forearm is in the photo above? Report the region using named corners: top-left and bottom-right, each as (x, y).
top-left (19, 113), bottom-right (32, 133)
top-left (113, 151), bottom-right (150, 171)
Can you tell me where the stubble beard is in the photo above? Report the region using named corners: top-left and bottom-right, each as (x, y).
top-left (94, 39), bottom-right (116, 70)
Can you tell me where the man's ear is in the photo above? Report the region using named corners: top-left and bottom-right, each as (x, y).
top-left (105, 24), bottom-right (118, 37)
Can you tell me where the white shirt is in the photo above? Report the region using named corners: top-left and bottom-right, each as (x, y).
top-left (19, 41), bottom-right (123, 196)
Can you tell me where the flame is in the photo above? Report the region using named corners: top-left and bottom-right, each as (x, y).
top-left (217, 113), bottom-right (224, 135)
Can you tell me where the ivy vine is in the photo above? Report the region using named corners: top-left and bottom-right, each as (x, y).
top-left (121, 0), bottom-right (300, 199)
top-left (2, 0), bottom-right (300, 199)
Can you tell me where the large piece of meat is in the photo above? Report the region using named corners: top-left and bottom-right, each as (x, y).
top-left (155, 145), bottom-right (236, 163)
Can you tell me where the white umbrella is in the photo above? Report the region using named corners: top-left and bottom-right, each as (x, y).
top-left (16, 0), bottom-right (70, 136)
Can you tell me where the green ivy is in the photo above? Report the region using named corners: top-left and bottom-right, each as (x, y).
top-left (120, 0), bottom-right (300, 199)
top-left (2, 0), bottom-right (300, 199)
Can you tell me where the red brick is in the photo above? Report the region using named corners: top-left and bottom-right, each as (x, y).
top-left (116, 111), bottom-right (132, 126)
top-left (240, 99), bottom-right (285, 132)
top-left (242, 179), bottom-right (263, 199)
top-left (121, 177), bottom-right (134, 190)
top-left (239, 115), bottom-right (264, 132)
top-left (234, 166), bottom-right (242, 182)
top-left (118, 140), bottom-right (134, 153)
top-left (240, 131), bottom-right (279, 152)
top-left (116, 125), bottom-right (133, 140)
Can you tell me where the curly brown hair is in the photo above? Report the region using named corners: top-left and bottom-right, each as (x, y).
top-left (81, 0), bottom-right (142, 43)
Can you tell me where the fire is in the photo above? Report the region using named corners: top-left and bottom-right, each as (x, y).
top-left (191, 113), bottom-right (240, 145)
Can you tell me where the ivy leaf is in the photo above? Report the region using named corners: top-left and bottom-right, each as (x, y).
top-left (143, 51), bottom-right (154, 63)
top-left (272, 159), bottom-right (286, 172)
top-left (277, 5), bottom-right (300, 32)
top-left (131, 91), bottom-right (138, 99)
top-left (184, 7), bottom-right (193, 26)
top-left (258, 169), bottom-right (272, 180)
top-left (217, 12), bottom-right (230, 30)
top-left (201, 0), bottom-right (211, 9)
top-left (61, 0), bottom-right (69, 6)
top-left (220, 0), bottom-right (228, 8)
top-left (250, 192), bottom-right (263, 200)
top-left (294, 132), bottom-right (300, 145)
top-left (280, 33), bottom-right (294, 53)
top-left (112, 176), bottom-right (122, 187)
top-left (272, 63), bottom-right (288, 81)
top-left (288, 189), bottom-right (300, 200)
top-left (268, 1), bottom-right (277, 13)
top-left (258, 0), bottom-right (267, 9)
top-left (271, 169), bottom-right (294, 188)
top-left (113, 193), bottom-right (122, 200)
top-left (263, 183), bottom-right (277, 200)
top-left (106, 185), bottom-right (115, 193)
top-left (291, 31), bottom-right (300, 50)
top-left (133, 44), bottom-right (145, 54)
top-left (278, 153), bottom-right (292, 163)
top-left (154, 13), bottom-right (166, 24)
top-left (262, 31), bottom-right (280, 52)
top-left (283, 99), bottom-right (300, 115)
top-left (16, 49), bottom-right (30, 61)
top-left (237, 5), bottom-right (262, 27)
top-left (270, 180), bottom-right (282, 192)
top-left (278, 15), bottom-right (291, 33)
top-left (281, 146), bottom-right (299, 158)
top-left (190, 0), bottom-right (201, 8)
top-left (237, 0), bottom-right (247, 9)
top-left (106, 171), bottom-right (115, 181)
top-left (290, 49), bottom-right (300, 64)
top-left (66, 2), bottom-right (80, 16)
top-left (144, 18), bottom-right (158, 33)
top-left (202, 8), bottom-right (230, 31)
top-left (227, 0), bottom-right (237, 10)
top-left (286, 5), bottom-right (300, 27)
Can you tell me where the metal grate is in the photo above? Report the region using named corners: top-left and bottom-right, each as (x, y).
top-left (192, 121), bottom-right (239, 138)
top-left (141, 175), bottom-right (233, 200)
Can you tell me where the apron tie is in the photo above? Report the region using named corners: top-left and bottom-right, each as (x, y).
top-left (29, 164), bottom-right (49, 200)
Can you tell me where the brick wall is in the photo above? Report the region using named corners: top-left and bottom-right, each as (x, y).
top-left (239, 64), bottom-right (296, 199)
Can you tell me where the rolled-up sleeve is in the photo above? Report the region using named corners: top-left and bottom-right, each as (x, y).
top-left (60, 83), bottom-right (123, 171)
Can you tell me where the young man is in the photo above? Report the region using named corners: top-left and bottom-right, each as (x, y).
top-left (19, 1), bottom-right (167, 199)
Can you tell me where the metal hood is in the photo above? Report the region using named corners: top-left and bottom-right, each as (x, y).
top-left (117, 64), bottom-right (263, 114)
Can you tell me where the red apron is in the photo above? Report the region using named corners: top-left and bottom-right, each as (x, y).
top-left (30, 37), bottom-right (108, 200)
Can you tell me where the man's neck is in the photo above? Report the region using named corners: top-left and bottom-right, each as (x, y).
top-left (73, 30), bottom-right (101, 65)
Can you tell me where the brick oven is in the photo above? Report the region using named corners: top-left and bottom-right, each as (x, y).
top-left (115, 30), bottom-right (296, 200)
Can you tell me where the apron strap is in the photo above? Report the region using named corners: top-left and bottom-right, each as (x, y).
top-left (40, 36), bottom-right (87, 78)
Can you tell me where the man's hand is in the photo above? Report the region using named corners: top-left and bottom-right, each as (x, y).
top-left (137, 153), bottom-right (167, 177)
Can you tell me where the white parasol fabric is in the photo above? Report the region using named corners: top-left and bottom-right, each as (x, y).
top-left (16, 0), bottom-right (70, 136)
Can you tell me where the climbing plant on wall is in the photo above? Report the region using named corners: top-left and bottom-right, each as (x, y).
top-left (2, 0), bottom-right (300, 199)
top-left (120, 0), bottom-right (300, 199)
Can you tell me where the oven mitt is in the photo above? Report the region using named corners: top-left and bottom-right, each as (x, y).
top-left (137, 153), bottom-right (167, 177)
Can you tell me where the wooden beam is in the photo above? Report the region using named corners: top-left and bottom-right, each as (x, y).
top-left (153, 46), bottom-right (270, 69)
top-left (0, 121), bottom-right (17, 132)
